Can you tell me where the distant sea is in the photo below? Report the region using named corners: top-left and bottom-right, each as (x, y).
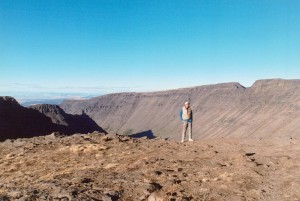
top-left (19, 98), bottom-right (67, 107)
top-left (0, 92), bottom-right (100, 107)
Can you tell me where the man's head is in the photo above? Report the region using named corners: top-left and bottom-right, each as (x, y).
top-left (184, 101), bottom-right (190, 109)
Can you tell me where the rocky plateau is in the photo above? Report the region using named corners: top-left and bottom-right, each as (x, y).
top-left (0, 133), bottom-right (299, 201)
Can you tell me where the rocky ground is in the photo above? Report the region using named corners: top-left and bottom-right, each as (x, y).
top-left (0, 133), bottom-right (300, 201)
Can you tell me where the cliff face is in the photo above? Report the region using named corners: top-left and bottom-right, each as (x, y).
top-left (60, 79), bottom-right (300, 139)
top-left (0, 97), bottom-right (105, 141)
top-left (30, 104), bottom-right (106, 135)
top-left (30, 104), bottom-right (69, 126)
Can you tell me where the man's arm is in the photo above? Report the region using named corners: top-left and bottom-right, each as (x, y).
top-left (179, 108), bottom-right (183, 121)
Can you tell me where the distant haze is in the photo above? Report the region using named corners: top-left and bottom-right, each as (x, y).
top-left (0, 92), bottom-right (99, 106)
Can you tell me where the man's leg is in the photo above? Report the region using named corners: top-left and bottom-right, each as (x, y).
top-left (188, 122), bottom-right (193, 141)
top-left (182, 121), bottom-right (188, 142)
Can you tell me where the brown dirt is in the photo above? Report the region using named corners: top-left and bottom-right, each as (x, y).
top-left (0, 132), bottom-right (299, 201)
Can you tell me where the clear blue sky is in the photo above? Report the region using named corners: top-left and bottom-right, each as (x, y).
top-left (1, 0), bottom-right (300, 97)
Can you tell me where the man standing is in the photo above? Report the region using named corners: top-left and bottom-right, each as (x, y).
top-left (179, 101), bottom-right (194, 142)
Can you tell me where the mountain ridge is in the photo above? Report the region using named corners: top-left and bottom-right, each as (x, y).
top-left (60, 79), bottom-right (300, 139)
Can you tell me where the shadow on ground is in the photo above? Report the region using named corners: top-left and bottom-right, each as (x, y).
top-left (128, 130), bottom-right (156, 139)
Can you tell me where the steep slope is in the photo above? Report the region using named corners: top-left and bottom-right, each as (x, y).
top-left (60, 79), bottom-right (300, 139)
top-left (0, 97), bottom-right (105, 141)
